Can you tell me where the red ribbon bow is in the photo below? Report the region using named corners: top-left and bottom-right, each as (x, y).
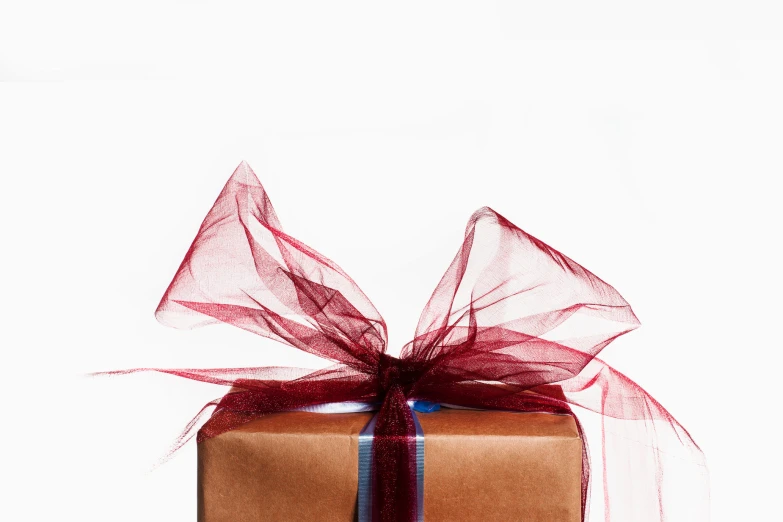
top-left (112, 162), bottom-right (708, 521)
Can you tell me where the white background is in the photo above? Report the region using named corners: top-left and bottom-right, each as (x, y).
top-left (2, 2), bottom-right (781, 520)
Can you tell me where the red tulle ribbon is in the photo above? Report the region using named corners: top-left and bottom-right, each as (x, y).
top-left (110, 162), bottom-right (709, 521)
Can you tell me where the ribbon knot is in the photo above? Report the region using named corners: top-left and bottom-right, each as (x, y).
top-left (377, 353), bottom-right (423, 398)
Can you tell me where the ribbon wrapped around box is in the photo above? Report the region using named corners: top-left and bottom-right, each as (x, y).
top-left (198, 404), bottom-right (584, 521)
top-left (106, 162), bottom-right (709, 521)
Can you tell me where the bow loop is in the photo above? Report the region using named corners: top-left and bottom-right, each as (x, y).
top-left (155, 161), bottom-right (387, 368)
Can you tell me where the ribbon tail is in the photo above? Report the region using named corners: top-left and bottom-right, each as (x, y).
top-left (370, 385), bottom-right (419, 522)
top-left (359, 402), bottom-right (425, 522)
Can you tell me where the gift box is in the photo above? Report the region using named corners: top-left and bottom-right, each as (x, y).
top-left (105, 162), bottom-right (708, 522)
top-left (198, 408), bottom-right (582, 522)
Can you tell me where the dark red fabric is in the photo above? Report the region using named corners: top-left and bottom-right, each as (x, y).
top-left (108, 162), bottom-right (709, 521)
top-left (372, 381), bottom-right (418, 522)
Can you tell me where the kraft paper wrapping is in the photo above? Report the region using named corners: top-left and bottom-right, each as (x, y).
top-left (198, 409), bottom-right (582, 521)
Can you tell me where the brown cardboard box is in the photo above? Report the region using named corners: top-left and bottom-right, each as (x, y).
top-left (198, 409), bottom-right (582, 522)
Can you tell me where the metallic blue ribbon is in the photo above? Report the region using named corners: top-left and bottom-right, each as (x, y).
top-left (357, 401), bottom-right (434, 522)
